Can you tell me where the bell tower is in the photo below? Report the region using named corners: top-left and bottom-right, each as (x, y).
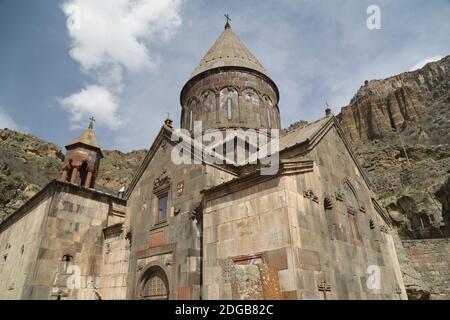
top-left (60, 117), bottom-right (103, 188)
top-left (180, 18), bottom-right (280, 133)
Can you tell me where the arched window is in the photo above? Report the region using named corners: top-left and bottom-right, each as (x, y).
top-left (263, 96), bottom-right (274, 128)
top-left (141, 267), bottom-right (169, 300)
top-left (189, 110), bottom-right (193, 131)
top-left (220, 88), bottom-right (238, 122)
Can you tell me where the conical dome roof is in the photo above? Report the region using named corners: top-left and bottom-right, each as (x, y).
top-left (66, 127), bottom-right (100, 149)
top-left (190, 24), bottom-right (270, 79)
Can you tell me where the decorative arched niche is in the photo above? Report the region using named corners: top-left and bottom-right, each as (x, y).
top-left (342, 179), bottom-right (362, 242)
top-left (186, 98), bottom-right (198, 131)
top-left (343, 180), bottom-right (360, 216)
top-left (242, 88), bottom-right (260, 125)
top-left (201, 90), bottom-right (216, 124)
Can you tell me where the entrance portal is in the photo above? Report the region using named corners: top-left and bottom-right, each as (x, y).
top-left (140, 267), bottom-right (169, 300)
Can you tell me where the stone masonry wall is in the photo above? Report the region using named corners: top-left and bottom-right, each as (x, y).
top-left (0, 195), bottom-right (51, 299)
top-left (126, 139), bottom-right (211, 300)
top-left (287, 126), bottom-right (406, 299)
top-left (99, 224), bottom-right (130, 300)
top-left (203, 177), bottom-right (288, 300)
top-left (402, 239), bottom-right (450, 299)
top-left (202, 125), bottom-right (408, 300)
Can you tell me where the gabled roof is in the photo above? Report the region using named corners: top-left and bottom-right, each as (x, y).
top-left (279, 116), bottom-right (332, 152)
top-left (125, 125), bottom-right (238, 198)
top-left (66, 127), bottom-right (100, 149)
top-left (190, 24), bottom-right (270, 80)
top-left (247, 114), bottom-right (374, 190)
top-left (281, 115), bottom-right (374, 189)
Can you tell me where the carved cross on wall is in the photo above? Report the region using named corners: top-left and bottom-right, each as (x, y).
top-left (318, 280), bottom-right (332, 300)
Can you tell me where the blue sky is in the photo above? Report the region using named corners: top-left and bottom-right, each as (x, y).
top-left (0, 0), bottom-right (449, 151)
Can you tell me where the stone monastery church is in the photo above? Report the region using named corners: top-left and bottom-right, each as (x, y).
top-left (0, 21), bottom-right (407, 300)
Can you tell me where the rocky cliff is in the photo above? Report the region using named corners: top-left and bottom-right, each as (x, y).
top-left (339, 55), bottom-right (449, 145)
top-left (0, 128), bottom-right (146, 221)
top-left (339, 56), bottom-right (450, 240)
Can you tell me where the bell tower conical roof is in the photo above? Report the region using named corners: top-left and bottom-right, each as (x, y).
top-left (66, 121), bottom-right (100, 150)
top-left (189, 22), bottom-right (270, 80)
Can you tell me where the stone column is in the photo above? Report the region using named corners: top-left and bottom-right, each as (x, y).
top-left (70, 166), bottom-right (79, 184)
top-left (85, 171), bottom-right (93, 188)
top-left (60, 169), bottom-right (68, 182)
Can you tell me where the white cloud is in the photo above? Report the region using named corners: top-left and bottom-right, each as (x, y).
top-left (59, 0), bottom-right (184, 129)
top-left (58, 85), bottom-right (122, 130)
top-left (61, 0), bottom-right (183, 73)
top-left (0, 107), bottom-right (18, 130)
top-left (409, 55), bottom-right (443, 71)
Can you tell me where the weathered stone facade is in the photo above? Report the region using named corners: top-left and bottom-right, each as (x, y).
top-left (0, 22), bottom-right (414, 300)
top-left (201, 121), bottom-right (406, 300)
top-left (0, 181), bottom-right (125, 299)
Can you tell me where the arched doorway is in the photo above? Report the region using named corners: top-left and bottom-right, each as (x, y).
top-left (140, 266), bottom-right (169, 300)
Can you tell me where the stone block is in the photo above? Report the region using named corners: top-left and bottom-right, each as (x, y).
top-left (178, 286), bottom-right (191, 300)
top-left (148, 230), bottom-right (165, 248)
top-left (266, 248), bottom-right (288, 271)
top-left (298, 249), bottom-right (321, 271)
top-left (278, 269), bottom-right (296, 292)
